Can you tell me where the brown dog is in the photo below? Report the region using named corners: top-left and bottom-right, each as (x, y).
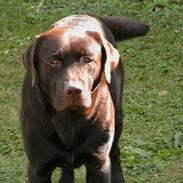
top-left (21, 14), bottom-right (149, 183)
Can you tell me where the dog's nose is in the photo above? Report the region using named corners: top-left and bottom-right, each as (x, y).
top-left (66, 86), bottom-right (82, 95)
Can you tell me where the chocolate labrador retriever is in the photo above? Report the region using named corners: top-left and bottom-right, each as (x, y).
top-left (21, 14), bottom-right (149, 183)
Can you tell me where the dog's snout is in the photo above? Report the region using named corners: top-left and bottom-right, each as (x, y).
top-left (66, 86), bottom-right (82, 95)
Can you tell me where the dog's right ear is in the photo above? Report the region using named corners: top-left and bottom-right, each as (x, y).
top-left (86, 31), bottom-right (119, 83)
top-left (22, 40), bottom-right (38, 87)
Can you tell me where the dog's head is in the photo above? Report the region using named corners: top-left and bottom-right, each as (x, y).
top-left (23, 27), bottom-right (119, 112)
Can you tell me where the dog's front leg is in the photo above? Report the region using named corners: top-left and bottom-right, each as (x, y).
top-left (28, 164), bottom-right (53, 183)
top-left (85, 155), bottom-right (111, 183)
top-left (58, 168), bottom-right (74, 183)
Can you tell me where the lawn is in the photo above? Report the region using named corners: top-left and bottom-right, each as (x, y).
top-left (0, 0), bottom-right (182, 182)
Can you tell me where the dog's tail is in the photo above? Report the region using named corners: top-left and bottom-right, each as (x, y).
top-left (99, 16), bottom-right (149, 41)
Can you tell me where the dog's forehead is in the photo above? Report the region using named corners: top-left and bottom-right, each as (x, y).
top-left (37, 14), bottom-right (105, 56)
top-left (68, 35), bottom-right (101, 57)
top-left (38, 28), bottom-right (101, 59)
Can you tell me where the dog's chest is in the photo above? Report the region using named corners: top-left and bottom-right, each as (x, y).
top-left (58, 121), bottom-right (81, 148)
top-left (52, 114), bottom-right (91, 149)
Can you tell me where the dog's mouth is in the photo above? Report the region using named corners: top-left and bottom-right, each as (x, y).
top-left (53, 92), bottom-right (92, 112)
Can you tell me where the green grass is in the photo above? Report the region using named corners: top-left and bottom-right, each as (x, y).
top-left (0, 0), bottom-right (182, 182)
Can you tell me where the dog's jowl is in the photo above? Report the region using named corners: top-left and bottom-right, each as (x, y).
top-left (21, 14), bottom-right (149, 183)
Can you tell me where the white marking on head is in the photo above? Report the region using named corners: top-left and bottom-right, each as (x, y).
top-left (51, 14), bottom-right (105, 36)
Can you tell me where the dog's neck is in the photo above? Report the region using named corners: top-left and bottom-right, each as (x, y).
top-left (85, 74), bottom-right (114, 127)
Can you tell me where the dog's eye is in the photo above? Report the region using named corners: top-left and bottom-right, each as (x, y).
top-left (49, 60), bottom-right (62, 67)
top-left (82, 56), bottom-right (93, 63)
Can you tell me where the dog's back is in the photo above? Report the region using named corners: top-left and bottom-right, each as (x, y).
top-left (51, 14), bottom-right (149, 41)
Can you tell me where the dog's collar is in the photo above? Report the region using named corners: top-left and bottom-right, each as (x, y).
top-left (91, 69), bottom-right (105, 94)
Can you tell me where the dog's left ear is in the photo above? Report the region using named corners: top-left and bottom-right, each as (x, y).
top-left (87, 31), bottom-right (120, 83)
